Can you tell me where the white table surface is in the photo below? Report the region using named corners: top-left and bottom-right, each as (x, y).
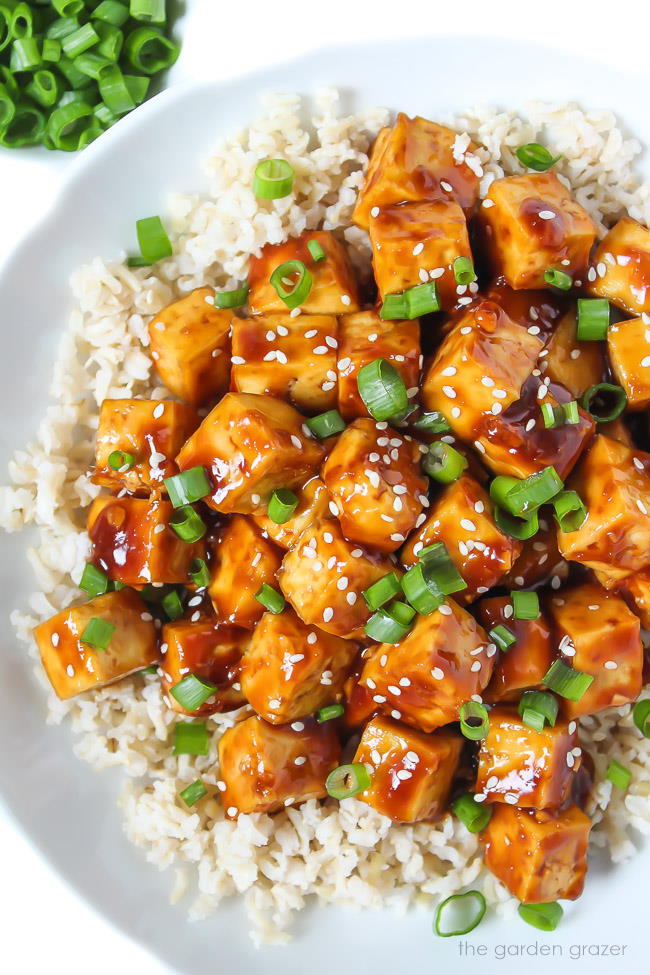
top-left (1, 2), bottom-right (648, 972)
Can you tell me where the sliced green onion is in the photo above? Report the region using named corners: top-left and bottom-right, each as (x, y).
top-left (98, 63), bottom-right (134, 113)
top-left (365, 600), bottom-right (415, 644)
top-left (413, 411), bottom-right (451, 435)
top-left (189, 557), bottom-right (210, 588)
top-left (130, 0), bottom-right (166, 24)
top-left (124, 74), bottom-right (149, 105)
top-left (268, 488), bottom-right (299, 524)
top-left (162, 589), bottom-right (184, 621)
top-left (402, 562), bottom-right (444, 615)
top-left (42, 38), bottom-right (62, 63)
top-left (169, 505), bottom-right (207, 543)
top-left (581, 382), bottom-right (627, 423)
top-left (521, 708), bottom-right (546, 732)
top-left (124, 25), bottom-right (179, 74)
top-left (108, 449), bottom-right (135, 472)
top-left (254, 584), bottom-right (285, 614)
top-left (552, 490), bottom-right (588, 533)
top-left (93, 2), bottom-right (131, 27)
top-left (576, 298), bottom-right (610, 341)
top-left (435, 891), bottom-right (487, 937)
top-left (518, 902), bottom-right (563, 932)
top-left (379, 292), bottom-right (407, 320)
top-left (164, 467), bottom-right (211, 507)
top-left (26, 70), bottom-right (62, 109)
top-left (306, 409), bottom-right (346, 439)
top-left (518, 690), bottom-right (559, 729)
top-left (214, 282), bottom-right (248, 309)
top-left (381, 282), bottom-right (440, 320)
top-left (632, 699), bottom-right (650, 738)
top-left (511, 590), bottom-right (540, 620)
top-left (515, 143), bottom-right (562, 171)
top-left (316, 703), bottom-right (344, 723)
top-left (94, 102), bottom-right (117, 127)
top-left (10, 3), bottom-right (34, 39)
top-left (540, 400), bottom-right (579, 429)
top-left (307, 238), bottom-right (326, 262)
top-left (543, 659), bottom-right (594, 702)
top-left (173, 721), bottom-right (209, 756)
top-left (140, 665), bottom-right (158, 675)
top-left (53, 0), bottom-right (85, 15)
top-left (357, 357), bottom-right (408, 421)
top-left (58, 55), bottom-right (93, 89)
top-left (74, 51), bottom-right (113, 80)
top-left (180, 779), bottom-right (208, 807)
top-left (418, 542), bottom-right (466, 595)
top-left (544, 267), bottom-right (573, 290)
top-left (80, 563), bottom-right (110, 597)
top-left (453, 256), bottom-right (476, 285)
top-left (606, 759), bottom-right (631, 790)
top-left (253, 158), bottom-right (294, 199)
top-left (423, 440), bottom-right (468, 484)
top-left (170, 674), bottom-right (216, 712)
top-left (362, 572), bottom-right (403, 611)
top-left (0, 100), bottom-right (45, 147)
top-left (490, 466), bottom-right (563, 520)
top-left (135, 215), bottom-right (172, 263)
top-left (459, 701), bottom-right (490, 741)
top-left (269, 259), bottom-right (312, 309)
top-left (452, 793), bottom-right (492, 833)
top-left (10, 37), bottom-right (41, 71)
top-left (489, 624), bottom-right (516, 652)
top-left (494, 506), bottom-right (540, 540)
top-left (325, 762), bottom-right (371, 799)
top-left (81, 617), bottom-right (116, 652)
top-left (62, 23), bottom-right (100, 58)
top-left (46, 17), bottom-right (80, 41)
top-left (0, 82), bottom-right (14, 128)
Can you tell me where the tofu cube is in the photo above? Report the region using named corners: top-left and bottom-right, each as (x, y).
top-left (148, 287), bottom-right (232, 406)
top-left (400, 474), bottom-right (521, 602)
top-left (352, 114), bottom-right (480, 229)
top-left (278, 518), bottom-right (395, 639)
top-left (421, 299), bottom-right (542, 443)
top-left (337, 311), bottom-right (421, 421)
top-left (161, 620), bottom-right (248, 715)
top-left (93, 398), bottom-right (200, 493)
top-left (175, 392), bottom-right (325, 515)
top-left (353, 715), bottom-right (462, 823)
top-left (544, 308), bottom-right (607, 398)
top-left (477, 596), bottom-right (554, 704)
top-left (248, 230), bottom-right (360, 315)
top-left (208, 515), bottom-right (282, 629)
top-left (360, 600), bottom-right (494, 733)
top-left (486, 277), bottom-right (567, 339)
top-left (217, 714), bottom-right (341, 817)
top-left (322, 418), bottom-right (428, 553)
top-left (240, 608), bottom-right (358, 723)
top-left (369, 200), bottom-right (472, 309)
top-left (231, 313), bottom-right (338, 414)
top-left (476, 707), bottom-right (579, 808)
top-left (548, 583), bottom-right (643, 719)
top-left (608, 315), bottom-right (650, 410)
top-left (34, 590), bottom-right (158, 700)
top-left (87, 496), bottom-right (204, 586)
top-left (481, 172), bottom-right (596, 289)
top-left (620, 569), bottom-right (650, 629)
top-left (252, 476), bottom-right (332, 550)
top-left (558, 435), bottom-right (650, 580)
top-left (482, 804), bottom-right (591, 903)
top-left (342, 662), bottom-right (378, 730)
top-left (587, 217), bottom-right (650, 315)
top-left (503, 523), bottom-right (568, 591)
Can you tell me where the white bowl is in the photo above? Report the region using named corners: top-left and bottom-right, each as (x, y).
top-left (1, 36), bottom-right (648, 975)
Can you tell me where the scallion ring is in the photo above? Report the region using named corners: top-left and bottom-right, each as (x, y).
top-left (254, 584), bottom-right (285, 614)
top-left (489, 624), bottom-right (516, 653)
top-left (364, 600), bottom-right (415, 644)
top-left (543, 659), bottom-right (594, 702)
top-left (423, 440), bottom-right (468, 484)
top-left (434, 891), bottom-right (487, 937)
top-left (307, 238), bottom-right (326, 262)
top-left (402, 562), bottom-right (444, 616)
top-left (305, 409), bottom-right (346, 439)
top-left (459, 701), bottom-right (490, 741)
top-left (552, 489), bottom-right (588, 533)
top-left (189, 558), bottom-right (210, 588)
top-left (518, 690), bottom-right (559, 729)
top-left (357, 357), bottom-right (408, 422)
top-left (161, 589), bottom-right (184, 621)
top-left (606, 759), bottom-right (631, 790)
top-left (453, 256), bottom-right (476, 285)
top-left (544, 267), bottom-right (573, 290)
top-left (134, 214), bottom-right (172, 264)
top-left (267, 488), bottom-right (299, 524)
top-left (124, 25), bottom-right (180, 75)
top-left (494, 506), bottom-right (540, 540)
top-left (169, 505), bottom-right (207, 543)
top-left (269, 259), bottom-right (312, 310)
top-left (511, 590), bottom-right (540, 620)
top-left (81, 617), bottom-right (116, 652)
top-left (581, 382), bottom-right (627, 423)
top-left (515, 143), bottom-right (562, 171)
top-left (164, 466), bottom-right (211, 507)
top-left (632, 699), bottom-right (650, 738)
top-left (180, 778), bottom-right (208, 807)
top-left (576, 298), bottom-right (610, 341)
top-left (253, 158), bottom-right (294, 200)
top-left (79, 563), bottom-right (110, 598)
top-left (173, 721), bottom-right (209, 756)
top-left (214, 282), bottom-right (249, 309)
top-left (517, 902), bottom-right (563, 932)
top-left (108, 449), bottom-right (135, 472)
top-left (362, 572), bottom-right (403, 611)
top-left (418, 542), bottom-right (466, 595)
top-left (325, 762), bottom-right (371, 800)
top-left (170, 674), bottom-right (216, 713)
top-left (452, 794), bottom-right (492, 834)
top-left (413, 411), bottom-right (451, 435)
top-left (316, 704), bottom-right (344, 723)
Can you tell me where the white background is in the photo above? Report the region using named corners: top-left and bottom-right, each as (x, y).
top-left (1, 1), bottom-right (649, 972)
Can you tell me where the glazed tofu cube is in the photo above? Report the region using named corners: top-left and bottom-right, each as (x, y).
top-left (34, 590), bottom-right (158, 700)
top-left (231, 313), bottom-right (338, 414)
top-left (543, 308), bottom-right (607, 397)
top-left (482, 804), bottom-right (591, 903)
top-left (558, 435), bottom-right (650, 580)
top-left (400, 475), bottom-right (521, 602)
top-left (477, 596), bottom-right (554, 704)
top-left (476, 707), bottom-right (579, 808)
top-left (161, 620), bottom-right (248, 715)
top-left (369, 200), bottom-right (472, 309)
top-left (248, 230), bottom-right (360, 315)
top-left (87, 496), bottom-right (204, 586)
top-left (548, 583), bottom-right (643, 719)
top-left (240, 608), bottom-right (358, 723)
top-left (252, 476), bottom-right (332, 550)
top-left (175, 392), bottom-right (325, 515)
top-left (148, 287), bottom-right (232, 406)
top-left (338, 311), bottom-right (421, 421)
top-left (278, 518), bottom-right (394, 639)
top-left (421, 300), bottom-right (543, 443)
top-left (620, 570), bottom-right (650, 628)
top-left (608, 315), bottom-right (650, 410)
top-left (353, 114), bottom-right (480, 229)
top-left (503, 522), bottom-right (568, 590)
top-left (353, 715), bottom-right (462, 823)
top-left (360, 600), bottom-right (494, 733)
top-left (322, 418), bottom-right (428, 553)
top-left (587, 217), bottom-right (650, 315)
top-left (217, 714), bottom-right (341, 817)
top-left (93, 399), bottom-right (200, 493)
top-left (342, 661), bottom-right (378, 730)
top-left (208, 515), bottom-right (282, 629)
top-left (481, 172), bottom-right (596, 289)
top-left (486, 277), bottom-right (567, 340)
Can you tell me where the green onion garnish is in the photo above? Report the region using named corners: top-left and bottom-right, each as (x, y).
top-left (80, 563), bottom-right (110, 597)
top-left (94, 2), bottom-right (131, 27)
top-left (543, 659), bottom-right (594, 702)
top-left (81, 617), bottom-right (116, 652)
top-left (489, 625), bottom-right (516, 652)
top-left (494, 506), bottom-right (540, 540)
top-left (518, 902), bottom-right (563, 932)
top-left (402, 562), bottom-right (444, 615)
top-left (540, 400), bottom-right (579, 429)
top-left (164, 466), bottom-right (211, 507)
top-left (99, 64), bottom-right (137, 116)
top-left (189, 557), bottom-right (210, 588)
top-left (269, 259), bottom-right (312, 309)
top-left (452, 794), bottom-right (492, 833)
top-left (125, 26), bottom-right (179, 74)
top-left (364, 600), bottom-right (415, 644)
top-left (418, 542), bottom-right (466, 595)
top-left (632, 700), bottom-right (650, 738)
top-left (434, 891), bottom-right (487, 937)
top-left (413, 411), bottom-right (451, 434)
top-left (459, 701), bottom-right (490, 741)
top-left (214, 282), bottom-right (249, 309)
top-left (423, 440), bottom-right (468, 484)
top-left (357, 357), bottom-right (408, 422)
top-left (47, 101), bottom-right (97, 152)
top-left (254, 584), bottom-right (285, 614)
top-left (11, 37), bottom-right (40, 72)
top-left (515, 143), bottom-right (562, 171)
top-left (490, 466), bottom-right (563, 521)
top-left (54, 0), bottom-right (85, 15)
top-left (511, 590), bottom-right (540, 620)
top-left (179, 779), bottom-right (208, 807)
top-left (62, 23), bottom-right (100, 59)
top-left (173, 721), bottom-right (209, 756)
top-left (170, 674), bottom-right (216, 712)
top-left (169, 505), bottom-right (207, 543)
top-left (552, 489), bottom-right (588, 532)
top-left (606, 759), bottom-right (632, 790)
top-left (581, 382), bottom-right (627, 423)
top-left (453, 256), bottom-right (476, 285)
top-left (253, 158), bottom-right (294, 199)
top-left (130, 0), bottom-right (166, 24)
top-left (325, 762), bottom-right (371, 800)
top-left (362, 572), bottom-right (403, 611)
top-left (316, 704), bottom-right (344, 723)
top-left (379, 293), bottom-right (408, 320)
top-left (134, 215), bottom-right (173, 264)
top-left (380, 282), bottom-right (440, 321)
top-left (544, 267), bottom-right (573, 290)
top-left (267, 488), bottom-right (299, 524)
top-left (306, 409), bottom-right (346, 439)
top-left (576, 298), bottom-right (610, 341)
top-left (162, 589), bottom-right (184, 621)
top-left (307, 239), bottom-right (326, 262)
top-left (518, 690), bottom-right (559, 729)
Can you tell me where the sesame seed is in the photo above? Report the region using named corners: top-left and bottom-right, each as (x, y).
top-left (504, 793), bottom-right (518, 804)
top-left (51, 632), bottom-right (60, 647)
top-left (470, 661), bottom-right (481, 672)
top-left (412, 242), bottom-right (424, 256)
top-left (566, 753), bottom-right (575, 769)
top-left (568, 721), bottom-right (577, 735)
top-left (341, 295), bottom-right (351, 306)
top-left (387, 685), bottom-right (401, 695)
top-left (634, 457), bottom-right (644, 470)
top-left (597, 261), bottom-right (607, 278)
top-left (460, 518), bottom-right (477, 532)
top-left (66, 664), bottom-right (74, 677)
top-left (152, 403), bottom-right (165, 419)
top-left (227, 807), bottom-right (238, 817)
top-left (141, 612), bottom-right (153, 622)
top-left (292, 721), bottom-right (305, 731)
top-left (637, 499), bottom-right (648, 515)
top-left (305, 329), bottom-right (318, 339)
top-left (337, 576), bottom-right (349, 590)
top-left (604, 660), bottom-right (618, 670)
top-left (231, 355), bottom-right (245, 365)
top-left (373, 694), bottom-right (387, 704)
top-left (442, 385), bottom-right (457, 399)
top-left (482, 199), bottom-right (494, 209)
top-left (313, 345), bottom-right (328, 355)
top-left (294, 756), bottom-right (307, 766)
top-left (346, 592), bottom-right (357, 605)
top-left (391, 710), bottom-right (402, 720)
top-left (396, 769), bottom-right (412, 781)
top-left (370, 206), bottom-right (380, 217)
top-left (323, 607), bottom-right (334, 622)
top-left (291, 435), bottom-right (302, 450)
top-left (438, 604), bottom-right (452, 616)
top-left (538, 210), bottom-right (555, 220)
top-left (441, 366), bottom-right (457, 377)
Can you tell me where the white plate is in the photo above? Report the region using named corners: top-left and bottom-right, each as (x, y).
top-left (0, 36), bottom-right (648, 975)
